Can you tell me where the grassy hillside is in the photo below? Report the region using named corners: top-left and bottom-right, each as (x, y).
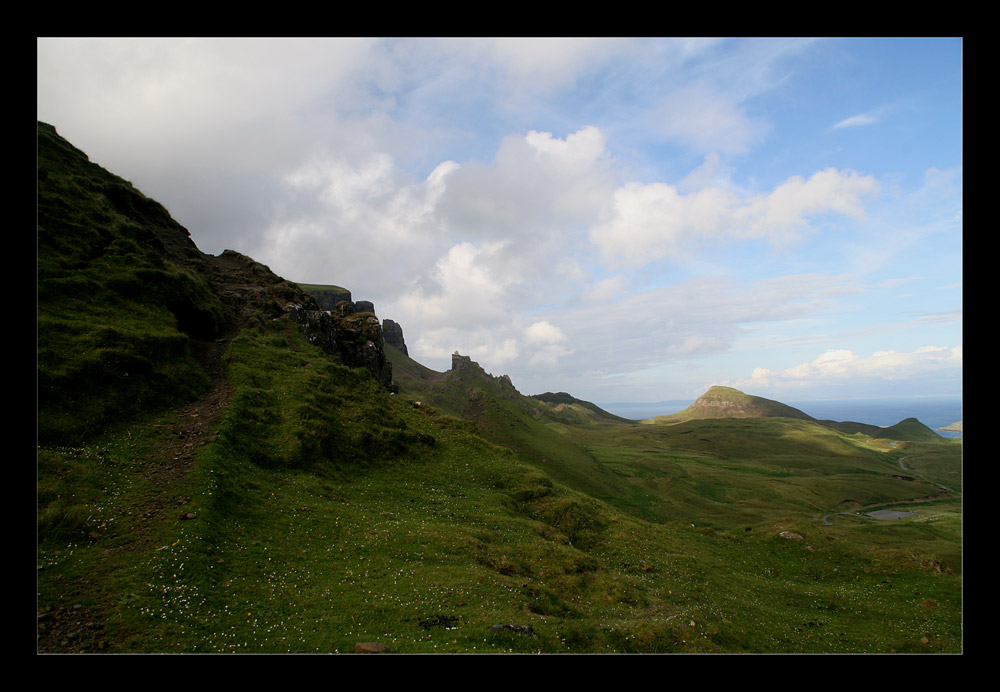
top-left (37, 122), bottom-right (962, 653)
top-left (818, 417), bottom-right (943, 442)
top-left (529, 392), bottom-right (635, 424)
top-left (37, 122), bottom-right (224, 444)
top-left (38, 329), bottom-right (964, 652)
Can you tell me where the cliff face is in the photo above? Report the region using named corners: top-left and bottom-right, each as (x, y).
top-left (308, 287), bottom-right (353, 311)
top-left (382, 319), bottom-right (408, 355)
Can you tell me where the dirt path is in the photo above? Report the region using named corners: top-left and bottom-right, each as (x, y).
top-left (37, 337), bottom-right (233, 654)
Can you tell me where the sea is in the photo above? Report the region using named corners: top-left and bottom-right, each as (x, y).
top-left (597, 396), bottom-right (963, 439)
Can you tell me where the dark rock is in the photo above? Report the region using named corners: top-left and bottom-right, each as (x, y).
top-left (451, 352), bottom-right (477, 371)
top-left (382, 318), bottom-right (408, 355)
top-left (419, 614), bottom-right (459, 630)
top-left (334, 311), bottom-right (396, 392)
top-left (285, 303), bottom-right (339, 354)
top-left (449, 352), bottom-right (520, 395)
top-left (307, 287), bottom-right (353, 311)
top-left (354, 300), bottom-right (375, 314)
top-left (285, 302), bottom-right (396, 392)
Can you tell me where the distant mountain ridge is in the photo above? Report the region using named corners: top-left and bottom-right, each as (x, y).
top-left (651, 385), bottom-right (939, 442)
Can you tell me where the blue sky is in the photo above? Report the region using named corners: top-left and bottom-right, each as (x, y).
top-left (37, 38), bottom-right (962, 403)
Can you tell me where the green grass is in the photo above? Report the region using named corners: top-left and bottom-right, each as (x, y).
top-left (36, 120), bottom-right (961, 653)
top-left (896, 439), bottom-right (963, 493)
top-left (36, 316), bottom-right (965, 653)
top-left (37, 123), bottom-right (223, 445)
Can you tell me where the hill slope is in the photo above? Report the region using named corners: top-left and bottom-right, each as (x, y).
top-left (38, 121), bottom-right (399, 444)
top-left (817, 417), bottom-right (942, 442)
top-left (654, 386), bottom-right (816, 423)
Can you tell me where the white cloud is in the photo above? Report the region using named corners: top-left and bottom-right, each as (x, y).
top-left (437, 126), bottom-right (614, 238)
top-left (524, 320), bottom-right (568, 346)
top-left (731, 345), bottom-right (962, 393)
top-left (834, 113), bottom-right (878, 129)
top-left (395, 241), bottom-right (515, 329)
top-left (260, 152), bottom-right (457, 296)
top-left (36, 38), bottom-right (960, 402)
top-left (591, 167), bottom-right (880, 267)
top-left (412, 328), bottom-right (520, 370)
top-left (481, 37), bottom-right (631, 91)
top-left (583, 276), bottom-right (627, 302)
top-left (651, 83), bottom-right (769, 155)
top-left (523, 321), bottom-right (573, 368)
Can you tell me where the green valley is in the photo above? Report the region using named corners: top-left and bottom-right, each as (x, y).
top-left (36, 122), bottom-right (962, 654)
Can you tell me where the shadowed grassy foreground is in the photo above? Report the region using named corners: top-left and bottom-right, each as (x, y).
top-left (38, 319), bottom-right (961, 653)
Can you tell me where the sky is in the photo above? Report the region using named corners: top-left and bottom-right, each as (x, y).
top-left (37, 37), bottom-right (962, 404)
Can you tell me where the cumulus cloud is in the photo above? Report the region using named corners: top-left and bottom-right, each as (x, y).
top-left (731, 345), bottom-right (962, 394)
top-left (394, 241), bottom-right (516, 329)
top-left (260, 152), bottom-right (458, 299)
top-left (412, 327), bottom-right (520, 370)
top-left (524, 320), bottom-right (567, 346)
top-left (262, 123), bottom-right (881, 383)
top-left (436, 125), bottom-right (614, 238)
top-left (523, 320), bottom-right (573, 368)
top-left (591, 167), bottom-right (880, 267)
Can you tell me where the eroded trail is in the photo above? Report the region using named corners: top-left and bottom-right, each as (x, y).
top-left (898, 455), bottom-right (958, 495)
top-left (37, 338), bottom-right (233, 653)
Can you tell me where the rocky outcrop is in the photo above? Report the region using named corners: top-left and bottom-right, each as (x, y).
top-left (285, 302), bottom-right (339, 354)
top-left (285, 300), bottom-right (396, 392)
top-left (451, 352), bottom-right (480, 372)
top-left (449, 352), bottom-right (518, 394)
top-left (205, 250), bottom-right (308, 333)
top-left (333, 306), bottom-right (396, 392)
top-left (308, 287), bottom-right (353, 311)
top-left (201, 251), bottom-right (397, 394)
top-left (382, 319), bottom-right (408, 355)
